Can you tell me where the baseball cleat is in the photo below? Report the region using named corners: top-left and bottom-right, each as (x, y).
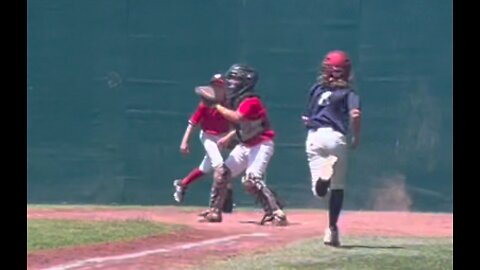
top-left (197, 208), bottom-right (222, 223)
top-left (198, 208), bottom-right (211, 217)
top-left (271, 209), bottom-right (288, 226)
top-left (323, 227), bottom-right (341, 247)
top-left (260, 210), bottom-right (288, 226)
top-left (173, 179), bottom-right (186, 203)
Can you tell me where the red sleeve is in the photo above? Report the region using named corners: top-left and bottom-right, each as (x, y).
top-left (238, 97), bottom-right (261, 119)
top-left (189, 102), bottom-right (206, 125)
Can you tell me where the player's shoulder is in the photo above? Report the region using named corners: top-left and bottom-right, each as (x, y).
top-left (196, 101), bottom-right (209, 111)
top-left (309, 83), bottom-right (322, 93)
top-left (345, 87), bottom-right (359, 96)
top-left (240, 94), bottom-right (262, 104)
top-left (243, 95), bottom-right (261, 102)
top-left (238, 95), bottom-right (264, 111)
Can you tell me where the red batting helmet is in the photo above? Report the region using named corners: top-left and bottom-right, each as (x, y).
top-left (322, 50), bottom-right (351, 81)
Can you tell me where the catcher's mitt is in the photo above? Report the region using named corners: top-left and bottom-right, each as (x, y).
top-left (195, 85), bottom-right (225, 107)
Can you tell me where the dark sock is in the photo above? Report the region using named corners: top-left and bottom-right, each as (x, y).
top-left (329, 189), bottom-right (344, 231)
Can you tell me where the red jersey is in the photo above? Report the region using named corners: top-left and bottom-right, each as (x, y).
top-left (237, 97), bottom-right (275, 146)
top-left (189, 102), bottom-right (230, 135)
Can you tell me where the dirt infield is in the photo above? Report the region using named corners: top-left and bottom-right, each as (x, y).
top-left (27, 207), bottom-right (453, 270)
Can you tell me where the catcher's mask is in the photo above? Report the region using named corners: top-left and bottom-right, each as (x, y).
top-left (225, 64), bottom-right (258, 105)
top-left (319, 50), bottom-right (352, 88)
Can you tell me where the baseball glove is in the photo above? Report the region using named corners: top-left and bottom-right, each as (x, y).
top-left (195, 85), bottom-right (222, 107)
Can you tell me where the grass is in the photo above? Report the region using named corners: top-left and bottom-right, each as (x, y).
top-left (193, 236), bottom-right (453, 270)
top-left (27, 219), bottom-right (183, 253)
top-left (27, 205), bottom-right (453, 270)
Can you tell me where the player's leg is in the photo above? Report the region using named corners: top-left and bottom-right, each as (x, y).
top-left (202, 132), bottom-right (224, 169)
top-left (222, 182), bottom-right (235, 213)
top-left (196, 132), bottom-right (236, 213)
top-left (306, 127), bottom-right (347, 246)
top-left (324, 135), bottom-right (348, 246)
top-left (198, 144), bottom-right (248, 222)
top-left (306, 128), bottom-right (343, 197)
top-left (198, 158), bottom-right (235, 214)
top-left (242, 140), bottom-right (287, 226)
top-left (173, 154), bottom-right (211, 203)
top-left (173, 131), bottom-right (213, 202)
top-left (324, 189), bottom-right (344, 246)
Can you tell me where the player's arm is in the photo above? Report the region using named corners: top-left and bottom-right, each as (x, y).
top-left (217, 129), bottom-right (236, 148)
top-left (224, 129), bottom-right (237, 140)
top-left (214, 104), bottom-right (244, 124)
top-left (302, 84), bottom-right (318, 124)
top-left (181, 122), bottom-right (197, 143)
top-left (350, 109), bottom-right (361, 147)
top-left (348, 92), bottom-right (361, 149)
top-left (180, 103), bottom-right (204, 154)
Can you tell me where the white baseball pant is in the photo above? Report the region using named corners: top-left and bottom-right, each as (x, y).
top-left (224, 139), bottom-right (274, 180)
top-left (306, 127), bottom-right (348, 195)
top-left (198, 130), bottom-right (226, 174)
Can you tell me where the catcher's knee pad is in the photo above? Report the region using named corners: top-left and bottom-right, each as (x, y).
top-left (242, 173), bottom-right (283, 214)
top-left (241, 173), bottom-right (265, 194)
top-left (214, 164), bottom-right (231, 187)
top-left (241, 174), bottom-right (285, 209)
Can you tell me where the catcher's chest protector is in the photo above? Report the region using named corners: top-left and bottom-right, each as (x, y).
top-left (235, 119), bottom-right (267, 142)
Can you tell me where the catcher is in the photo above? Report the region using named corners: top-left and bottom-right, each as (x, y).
top-left (173, 73), bottom-right (234, 213)
top-left (195, 63), bottom-right (287, 226)
top-left (301, 50), bottom-right (361, 246)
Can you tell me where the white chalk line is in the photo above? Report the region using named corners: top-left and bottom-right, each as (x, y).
top-left (40, 232), bottom-right (270, 270)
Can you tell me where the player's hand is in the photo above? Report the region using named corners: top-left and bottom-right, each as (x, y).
top-left (301, 116), bottom-right (310, 126)
top-left (217, 137), bottom-right (231, 149)
top-left (180, 142), bottom-right (190, 155)
top-left (350, 109), bottom-right (361, 119)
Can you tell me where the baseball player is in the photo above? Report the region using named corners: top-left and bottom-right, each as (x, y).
top-left (196, 63), bottom-right (287, 226)
top-left (173, 73), bottom-right (234, 213)
top-left (302, 50), bottom-right (361, 246)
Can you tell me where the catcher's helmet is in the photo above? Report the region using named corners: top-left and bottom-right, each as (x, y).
top-left (322, 50), bottom-right (351, 81)
top-left (224, 64), bottom-right (259, 107)
top-left (225, 64), bottom-right (258, 94)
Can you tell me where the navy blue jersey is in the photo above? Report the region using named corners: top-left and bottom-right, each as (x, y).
top-left (302, 83), bottom-right (360, 135)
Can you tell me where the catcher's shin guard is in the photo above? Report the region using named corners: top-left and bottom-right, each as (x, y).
top-left (271, 188), bottom-right (285, 210)
top-left (199, 184), bottom-right (219, 217)
top-left (242, 173), bottom-right (287, 226)
top-left (199, 165), bottom-right (231, 222)
top-left (222, 187), bottom-right (234, 213)
top-left (200, 179), bottom-right (234, 216)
